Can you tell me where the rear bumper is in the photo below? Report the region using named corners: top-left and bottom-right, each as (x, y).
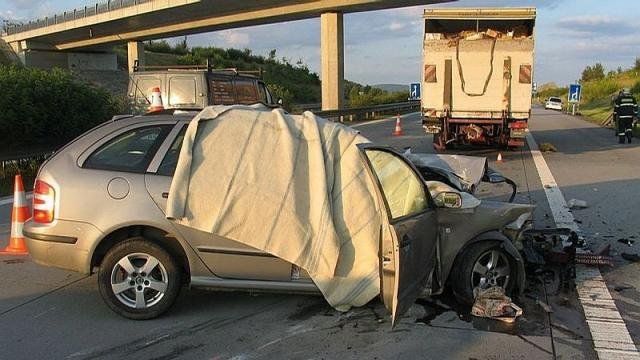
top-left (23, 219), bottom-right (103, 274)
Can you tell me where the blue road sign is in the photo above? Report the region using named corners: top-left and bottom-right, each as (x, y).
top-left (568, 84), bottom-right (581, 103)
top-left (410, 83), bottom-right (421, 100)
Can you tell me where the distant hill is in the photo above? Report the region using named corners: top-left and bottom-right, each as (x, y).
top-left (372, 84), bottom-right (408, 93)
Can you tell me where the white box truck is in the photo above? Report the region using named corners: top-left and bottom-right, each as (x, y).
top-left (421, 8), bottom-right (536, 150)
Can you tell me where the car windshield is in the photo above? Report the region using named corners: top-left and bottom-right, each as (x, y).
top-left (549, 97), bottom-right (561, 103)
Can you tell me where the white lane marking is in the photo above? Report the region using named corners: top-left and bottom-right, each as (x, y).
top-left (0, 193), bottom-right (33, 206)
top-left (526, 131), bottom-right (639, 359)
top-left (350, 112), bottom-right (420, 129)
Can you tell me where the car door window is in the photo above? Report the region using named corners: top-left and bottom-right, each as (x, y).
top-left (365, 150), bottom-right (428, 220)
top-left (84, 125), bottom-right (172, 173)
top-left (157, 125), bottom-right (187, 176)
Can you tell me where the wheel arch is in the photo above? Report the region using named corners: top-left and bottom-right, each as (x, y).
top-left (90, 225), bottom-right (190, 283)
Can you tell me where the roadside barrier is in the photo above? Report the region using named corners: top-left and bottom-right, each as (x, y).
top-left (1, 174), bottom-right (30, 255)
top-left (393, 114), bottom-right (404, 136)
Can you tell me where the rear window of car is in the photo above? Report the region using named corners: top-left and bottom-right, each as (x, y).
top-left (210, 78), bottom-right (236, 105)
top-left (234, 79), bottom-right (259, 104)
top-left (549, 97), bottom-right (562, 103)
top-left (84, 125), bottom-right (172, 173)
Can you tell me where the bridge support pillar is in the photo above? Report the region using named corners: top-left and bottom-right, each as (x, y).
top-left (127, 41), bottom-right (145, 72)
top-left (320, 12), bottom-right (344, 111)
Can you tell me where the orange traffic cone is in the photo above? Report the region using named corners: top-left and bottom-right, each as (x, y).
top-left (1, 175), bottom-right (30, 255)
top-left (496, 152), bottom-right (504, 163)
top-left (393, 114), bottom-right (404, 136)
top-left (148, 87), bottom-right (164, 112)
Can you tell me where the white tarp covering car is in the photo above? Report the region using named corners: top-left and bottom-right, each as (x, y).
top-left (166, 105), bottom-right (436, 320)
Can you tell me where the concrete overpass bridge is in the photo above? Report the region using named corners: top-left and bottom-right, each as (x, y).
top-left (1, 0), bottom-right (449, 109)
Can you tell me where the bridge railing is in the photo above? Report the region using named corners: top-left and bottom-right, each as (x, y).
top-left (3, 0), bottom-right (152, 36)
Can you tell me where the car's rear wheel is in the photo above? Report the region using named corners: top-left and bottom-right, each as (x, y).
top-left (98, 237), bottom-right (181, 319)
top-left (451, 241), bottom-right (516, 305)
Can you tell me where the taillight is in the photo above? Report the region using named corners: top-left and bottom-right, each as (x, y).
top-left (509, 121), bottom-right (528, 129)
top-left (33, 180), bottom-right (55, 223)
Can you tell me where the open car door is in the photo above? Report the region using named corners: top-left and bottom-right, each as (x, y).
top-left (360, 145), bottom-right (439, 325)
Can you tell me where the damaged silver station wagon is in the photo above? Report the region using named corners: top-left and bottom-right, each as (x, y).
top-left (23, 105), bottom-right (534, 323)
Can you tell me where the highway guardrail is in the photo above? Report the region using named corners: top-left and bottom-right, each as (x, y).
top-left (313, 101), bottom-right (420, 121)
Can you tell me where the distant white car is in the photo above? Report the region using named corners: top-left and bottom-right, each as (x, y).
top-left (545, 97), bottom-right (563, 111)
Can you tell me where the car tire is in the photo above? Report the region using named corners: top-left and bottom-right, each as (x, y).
top-left (98, 237), bottom-right (181, 320)
top-left (451, 241), bottom-right (516, 305)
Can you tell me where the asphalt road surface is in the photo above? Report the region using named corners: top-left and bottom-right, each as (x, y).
top-left (0, 107), bottom-right (637, 359)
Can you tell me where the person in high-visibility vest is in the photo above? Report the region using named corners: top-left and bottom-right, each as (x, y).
top-left (613, 89), bottom-right (638, 144)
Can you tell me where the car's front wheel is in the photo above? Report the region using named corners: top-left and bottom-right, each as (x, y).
top-left (98, 237), bottom-right (181, 320)
top-left (451, 241), bottom-right (516, 305)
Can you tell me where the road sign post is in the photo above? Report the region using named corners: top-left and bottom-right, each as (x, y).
top-left (409, 83), bottom-right (421, 101)
top-left (568, 84), bottom-right (581, 115)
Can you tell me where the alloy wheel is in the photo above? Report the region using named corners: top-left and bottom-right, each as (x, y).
top-left (471, 249), bottom-right (511, 290)
top-left (110, 252), bottom-right (169, 309)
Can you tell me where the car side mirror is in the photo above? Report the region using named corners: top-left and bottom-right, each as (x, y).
top-left (483, 168), bottom-right (506, 184)
top-left (486, 173), bottom-right (506, 184)
top-left (434, 191), bottom-right (462, 209)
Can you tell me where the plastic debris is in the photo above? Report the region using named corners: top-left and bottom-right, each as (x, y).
top-left (614, 285), bottom-right (633, 292)
top-left (618, 238), bottom-right (635, 247)
top-left (536, 300), bottom-right (553, 313)
top-left (566, 199), bottom-right (588, 209)
top-left (621, 253), bottom-right (640, 262)
top-left (471, 287), bottom-right (523, 323)
top-left (539, 143), bottom-right (557, 152)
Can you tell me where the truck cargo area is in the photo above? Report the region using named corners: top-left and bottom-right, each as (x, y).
top-left (421, 8), bottom-right (536, 151)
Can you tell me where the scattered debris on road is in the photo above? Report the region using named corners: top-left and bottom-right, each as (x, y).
top-left (614, 285), bottom-right (633, 292)
top-left (471, 287), bottom-right (523, 323)
top-left (621, 253), bottom-right (640, 262)
top-left (566, 199), bottom-right (588, 209)
top-left (535, 299), bottom-right (553, 313)
top-left (539, 143), bottom-right (557, 152)
top-left (617, 238), bottom-right (635, 247)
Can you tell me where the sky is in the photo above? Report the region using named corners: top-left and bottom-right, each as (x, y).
top-left (1, 0), bottom-right (639, 87)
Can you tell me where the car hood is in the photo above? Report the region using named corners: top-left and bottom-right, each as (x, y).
top-left (406, 153), bottom-right (487, 192)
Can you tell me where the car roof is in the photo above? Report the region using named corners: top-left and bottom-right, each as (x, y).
top-left (112, 110), bottom-right (198, 124)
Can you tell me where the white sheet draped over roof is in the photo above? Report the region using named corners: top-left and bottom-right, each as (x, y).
top-left (166, 105), bottom-right (384, 310)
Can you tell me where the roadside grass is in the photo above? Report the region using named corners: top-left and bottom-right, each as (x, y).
top-left (581, 98), bottom-right (612, 123)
